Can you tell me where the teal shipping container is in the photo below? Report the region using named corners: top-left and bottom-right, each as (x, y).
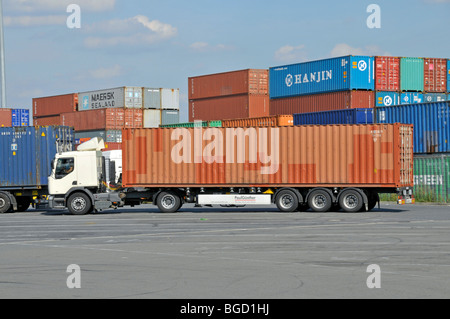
top-left (400, 57), bottom-right (424, 92)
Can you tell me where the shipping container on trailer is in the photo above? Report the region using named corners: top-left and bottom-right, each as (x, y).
top-left (189, 94), bottom-right (269, 122)
top-left (414, 154), bottom-right (450, 203)
top-left (401, 92), bottom-right (423, 105)
top-left (222, 115), bottom-right (293, 128)
top-left (32, 93), bottom-right (78, 117)
top-left (376, 101), bottom-right (450, 154)
top-left (375, 91), bottom-right (400, 107)
top-left (375, 56), bottom-right (400, 91)
top-left (78, 86), bottom-right (143, 111)
top-left (11, 109), bottom-right (30, 127)
top-left (423, 58), bottom-right (447, 93)
top-left (189, 69), bottom-right (268, 100)
top-left (0, 109), bottom-right (12, 127)
top-left (269, 55), bottom-right (374, 99)
top-left (400, 57), bottom-right (424, 92)
top-left (423, 93), bottom-right (448, 103)
top-left (269, 91), bottom-right (374, 116)
top-left (293, 108), bottom-right (374, 126)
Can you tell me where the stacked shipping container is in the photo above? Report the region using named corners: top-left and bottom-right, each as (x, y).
top-left (1, 109), bottom-right (30, 127)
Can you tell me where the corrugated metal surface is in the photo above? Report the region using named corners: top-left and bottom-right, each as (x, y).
top-left (189, 94), bottom-right (269, 122)
top-left (376, 101), bottom-right (450, 154)
top-left (124, 109), bottom-right (143, 128)
top-left (102, 142), bottom-right (122, 151)
top-left (0, 126), bottom-right (74, 187)
top-left (423, 93), bottom-right (448, 103)
top-left (269, 91), bottom-right (375, 116)
top-left (375, 56), bottom-right (400, 91)
top-left (294, 108), bottom-right (374, 125)
top-left (222, 115), bottom-right (293, 128)
top-left (33, 115), bottom-right (61, 126)
top-left (78, 86), bottom-right (142, 111)
top-left (143, 88), bottom-right (161, 109)
top-left (74, 130), bottom-right (122, 143)
top-left (0, 109), bottom-right (12, 127)
top-left (161, 89), bottom-right (180, 110)
top-left (375, 92), bottom-right (400, 107)
top-left (400, 57), bottom-right (424, 92)
top-left (60, 109), bottom-right (126, 131)
top-left (424, 58), bottom-right (447, 93)
top-left (122, 124), bottom-right (413, 188)
top-left (11, 109), bottom-right (30, 127)
top-left (414, 155), bottom-right (450, 203)
top-left (269, 56), bottom-right (374, 99)
top-left (189, 69), bottom-right (268, 100)
top-left (401, 92), bottom-right (423, 104)
top-left (143, 109), bottom-right (161, 128)
top-left (161, 110), bottom-right (179, 126)
top-left (32, 93), bottom-right (78, 117)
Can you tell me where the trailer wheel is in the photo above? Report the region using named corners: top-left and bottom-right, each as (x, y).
top-left (157, 191), bottom-right (181, 213)
top-left (67, 192), bottom-right (92, 215)
top-left (275, 189), bottom-right (298, 212)
top-left (308, 189), bottom-right (332, 212)
top-left (0, 193), bottom-right (12, 214)
top-left (339, 189), bottom-right (364, 213)
top-left (16, 197), bottom-right (32, 212)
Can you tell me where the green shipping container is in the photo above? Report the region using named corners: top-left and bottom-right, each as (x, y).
top-left (414, 155), bottom-right (450, 203)
top-left (400, 57), bottom-right (424, 92)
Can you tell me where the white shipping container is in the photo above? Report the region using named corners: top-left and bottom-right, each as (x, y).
top-left (143, 109), bottom-right (161, 128)
top-left (143, 88), bottom-right (161, 109)
top-left (78, 86), bottom-right (143, 111)
top-left (161, 88), bottom-right (180, 110)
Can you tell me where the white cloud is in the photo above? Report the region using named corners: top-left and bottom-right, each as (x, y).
top-left (4, 15), bottom-right (66, 27)
top-left (6, 0), bottom-right (115, 12)
top-left (274, 45), bottom-right (308, 63)
top-left (330, 43), bottom-right (391, 57)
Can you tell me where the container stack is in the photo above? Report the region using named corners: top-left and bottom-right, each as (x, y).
top-left (188, 69), bottom-right (270, 122)
top-left (142, 88), bottom-right (180, 128)
top-left (33, 93), bottom-right (78, 126)
top-left (0, 108), bottom-right (30, 127)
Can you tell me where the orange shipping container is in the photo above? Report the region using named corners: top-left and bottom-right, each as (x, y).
top-left (122, 124), bottom-right (413, 189)
top-left (61, 109), bottom-right (126, 131)
top-left (0, 109), bottom-right (12, 127)
top-left (33, 94), bottom-right (78, 117)
top-left (189, 69), bottom-right (268, 100)
top-left (222, 115), bottom-right (293, 128)
top-left (189, 94), bottom-right (269, 122)
top-left (33, 115), bottom-right (61, 126)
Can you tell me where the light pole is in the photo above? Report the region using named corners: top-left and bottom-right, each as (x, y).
top-left (0, 0), bottom-right (6, 108)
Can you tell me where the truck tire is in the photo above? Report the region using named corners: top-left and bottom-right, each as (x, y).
top-left (339, 189), bottom-right (364, 213)
top-left (308, 189), bottom-right (332, 212)
top-left (157, 191), bottom-right (181, 213)
top-left (275, 189), bottom-right (298, 212)
top-left (16, 197), bottom-right (32, 212)
top-left (67, 192), bottom-right (92, 215)
top-left (0, 193), bottom-right (11, 214)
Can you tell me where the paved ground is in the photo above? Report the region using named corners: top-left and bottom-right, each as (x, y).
top-left (0, 202), bottom-right (449, 299)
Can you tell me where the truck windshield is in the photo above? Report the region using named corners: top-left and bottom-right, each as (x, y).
top-left (55, 158), bottom-right (74, 180)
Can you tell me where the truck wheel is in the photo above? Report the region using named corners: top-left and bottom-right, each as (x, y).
top-left (276, 189), bottom-right (298, 212)
top-left (366, 192), bottom-right (379, 212)
top-left (16, 197), bottom-right (32, 212)
top-left (157, 191), bottom-right (181, 213)
top-left (339, 189), bottom-right (364, 213)
top-left (308, 189), bottom-right (332, 212)
top-left (0, 193), bottom-right (12, 214)
top-left (67, 192), bottom-right (92, 215)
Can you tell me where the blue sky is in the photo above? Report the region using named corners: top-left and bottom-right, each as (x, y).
top-left (2, 0), bottom-right (450, 122)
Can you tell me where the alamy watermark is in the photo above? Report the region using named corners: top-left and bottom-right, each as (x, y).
top-left (366, 264), bottom-right (381, 289)
top-left (366, 4), bottom-right (381, 29)
top-left (66, 4), bottom-right (81, 29)
top-left (66, 264), bottom-right (81, 289)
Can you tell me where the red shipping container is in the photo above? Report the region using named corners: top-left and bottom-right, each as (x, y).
top-left (33, 94), bottom-right (78, 117)
top-left (61, 109), bottom-right (125, 131)
top-left (189, 69), bottom-right (268, 100)
top-left (189, 94), bottom-right (269, 122)
top-left (269, 91), bottom-right (374, 116)
top-left (124, 109), bottom-right (143, 128)
top-left (102, 142), bottom-right (122, 151)
top-left (0, 109), bottom-right (12, 127)
top-left (424, 58), bottom-right (447, 92)
top-left (33, 115), bottom-right (61, 126)
top-left (375, 56), bottom-right (400, 91)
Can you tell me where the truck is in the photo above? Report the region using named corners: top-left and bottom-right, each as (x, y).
top-left (0, 126), bottom-right (74, 213)
top-left (47, 123), bottom-right (415, 215)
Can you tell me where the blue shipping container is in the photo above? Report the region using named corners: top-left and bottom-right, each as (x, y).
top-left (401, 92), bottom-right (423, 104)
top-left (11, 109), bottom-right (30, 127)
top-left (376, 101), bottom-right (450, 154)
top-left (293, 108), bottom-right (374, 126)
top-left (0, 126), bottom-right (74, 187)
top-left (423, 93), bottom-right (448, 103)
top-left (448, 60), bottom-right (450, 93)
top-left (375, 92), bottom-right (400, 107)
top-left (269, 55), bottom-right (375, 99)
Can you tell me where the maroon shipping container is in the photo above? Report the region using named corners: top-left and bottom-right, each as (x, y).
top-left (269, 91), bottom-right (375, 116)
top-left (33, 94), bottom-right (78, 117)
top-left (33, 115), bottom-right (61, 126)
top-left (60, 109), bottom-right (126, 131)
top-left (375, 56), bottom-right (400, 91)
top-left (0, 109), bottom-right (12, 127)
top-left (424, 58), bottom-right (447, 92)
top-left (188, 69), bottom-right (269, 100)
top-left (189, 94), bottom-right (269, 122)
